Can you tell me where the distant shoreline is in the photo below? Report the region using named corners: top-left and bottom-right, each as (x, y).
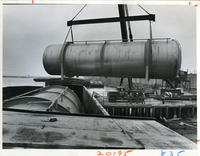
top-left (3, 76), bottom-right (36, 78)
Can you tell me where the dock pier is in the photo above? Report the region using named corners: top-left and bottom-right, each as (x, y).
top-left (88, 88), bottom-right (197, 120)
top-left (104, 104), bottom-right (197, 119)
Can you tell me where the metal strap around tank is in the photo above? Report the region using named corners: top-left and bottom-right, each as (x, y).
top-left (60, 42), bottom-right (71, 80)
top-left (46, 87), bottom-right (69, 112)
top-left (45, 87), bottom-right (80, 113)
top-left (145, 42), bottom-right (149, 81)
top-left (100, 41), bottom-right (108, 78)
top-left (145, 22), bottom-right (153, 81)
top-left (60, 27), bottom-right (74, 79)
top-left (60, 87), bottom-right (81, 111)
top-left (172, 39), bottom-right (182, 54)
top-left (149, 21), bottom-right (153, 79)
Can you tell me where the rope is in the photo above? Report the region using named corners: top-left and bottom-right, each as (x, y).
top-left (138, 4), bottom-right (150, 15)
top-left (71, 4), bottom-right (87, 21)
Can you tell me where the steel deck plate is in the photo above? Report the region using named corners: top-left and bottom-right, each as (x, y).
top-left (3, 110), bottom-right (196, 149)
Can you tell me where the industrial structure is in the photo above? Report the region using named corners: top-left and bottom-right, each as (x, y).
top-left (43, 39), bottom-right (181, 79)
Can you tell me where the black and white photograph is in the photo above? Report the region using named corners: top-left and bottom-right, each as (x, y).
top-left (2, 1), bottom-right (198, 154)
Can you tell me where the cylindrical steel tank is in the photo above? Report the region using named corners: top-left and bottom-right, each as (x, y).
top-left (43, 39), bottom-right (181, 79)
top-left (3, 85), bottom-right (82, 113)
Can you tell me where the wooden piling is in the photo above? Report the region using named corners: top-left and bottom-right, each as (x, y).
top-left (187, 107), bottom-right (190, 116)
top-left (192, 105), bottom-right (194, 117)
top-left (178, 106), bottom-right (182, 118)
top-left (152, 107), bottom-right (155, 117)
top-left (139, 107), bottom-right (142, 116)
top-left (132, 108), bottom-right (136, 116)
top-left (165, 106), bottom-right (168, 119)
top-left (146, 108), bottom-right (148, 117)
top-left (129, 108), bottom-right (132, 116)
top-left (173, 108), bottom-right (176, 117)
top-left (160, 108), bottom-right (163, 117)
top-left (125, 107), bottom-right (129, 116)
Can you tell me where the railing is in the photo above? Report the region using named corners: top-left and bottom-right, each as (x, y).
top-left (64, 38), bottom-right (172, 45)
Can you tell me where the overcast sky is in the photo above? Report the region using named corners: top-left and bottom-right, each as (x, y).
top-left (3, 4), bottom-right (197, 77)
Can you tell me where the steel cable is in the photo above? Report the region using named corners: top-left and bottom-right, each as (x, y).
top-left (71, 4), bottom-right (87, 21)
